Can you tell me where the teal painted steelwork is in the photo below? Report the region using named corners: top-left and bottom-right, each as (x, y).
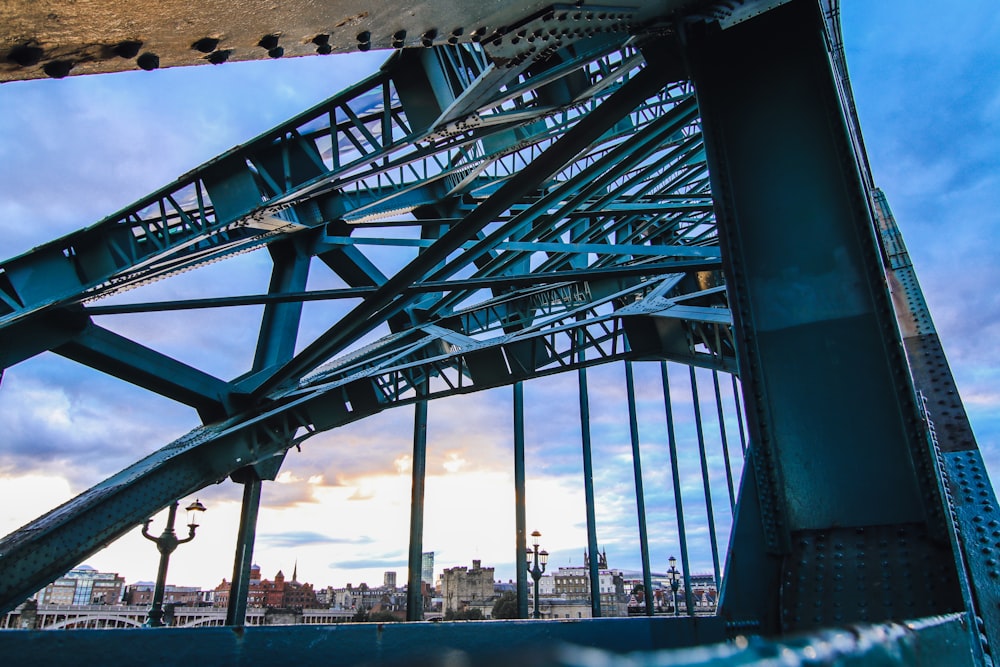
top-left (0, 44), bottom-right (731, 614)
top-left (55, 323), bottom-right (232, 421)
top-left (873, 190), bottom-right (1000, 658)
top-left (0, 614), bottom-right (977, 666)
top-left (250, 239), bottom-right (311, 374)
top-left (660, 362), bottom-right (697, 617)
top-left (712, 371), bottom-right (737, 511)
top-left (577, 327), bottom-right (602, 618)
top-left (225, 475), bottom-right (262, 627)
top-left (690, 367), bottom-right (723, 591)
top-left (731, 374), bottom-right (748, 454)
top-left (0, 1), bottom-right (996, 664)
top-left (513, 381), bottom-right (530, 620)
top-left (247, 68), bottom-right (698, 398)
top-left (687, 0), bottom-right (972, 646)
top-left (0, 615), bottom-right (727, 666)
top-left (625, 360), bottom-right (655, 616)
top-left (406, 385), bottom-right (429, 621)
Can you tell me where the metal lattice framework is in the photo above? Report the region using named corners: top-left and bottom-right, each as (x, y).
top-left (0, 1), bottom-right (997, 665)
top-left (0, 31), bottom-right (732, 610)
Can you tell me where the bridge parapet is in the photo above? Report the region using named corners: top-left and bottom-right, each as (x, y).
top-left (1, 603), bottom-right (355, 630)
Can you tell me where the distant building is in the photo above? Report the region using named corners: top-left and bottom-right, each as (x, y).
top-left (421, 552), bottom-right (434, 586)
top-left (384, 571), bottom-right (397, 589)
top-left (124, 582), bottom-right (205, 606)
top-left (534, 550), bottom-right (626, 616)
top-left (441, 560), bottom-right (495, 613)
top-left (38, 565), bottom-right (124, 606)
top-left (214, 564), bottom-right (317, 609)
top-left (625, 570), bottom-right (718, 615)
top-left (328, 581), bottom-right (405, 613)
top-left (685, 574), bottom-right (718, 614)
top-left (548, 566), bottom-right (624, 614)
top-left (539, 598), bottom-right (594, 619)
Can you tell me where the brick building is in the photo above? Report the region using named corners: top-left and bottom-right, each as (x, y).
top-left (214, 564), bottom-right (317, 609)
top-left (124, 582), bottom-right (204, 606)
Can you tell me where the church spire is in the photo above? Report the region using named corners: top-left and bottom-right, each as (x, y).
top-left (292, 559), bottom-right (298, 582)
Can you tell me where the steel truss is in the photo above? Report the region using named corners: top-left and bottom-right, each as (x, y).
top-left (0, 1), bottom-right (997, 664)
top-left (0, 30), bottom-right (733, 615)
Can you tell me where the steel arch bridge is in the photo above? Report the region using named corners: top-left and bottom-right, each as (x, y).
top-left (0, 0), bottom-right (997, 664)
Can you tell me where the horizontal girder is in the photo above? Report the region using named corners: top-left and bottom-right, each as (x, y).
top-left (0, 1), bottom-right (789, 82)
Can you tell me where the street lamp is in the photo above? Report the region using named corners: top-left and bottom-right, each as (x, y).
top-left (141, 499), bottom-right (206, 627)
top-left (526, 530), bottom-right (548, 619)
top-left (667, 555), bottom-right (680, 617)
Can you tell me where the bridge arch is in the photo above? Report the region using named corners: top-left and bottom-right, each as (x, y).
top-left (47, 615), bottom-right (144, 630)
top-left (179, 616), bottom-right (227, 628)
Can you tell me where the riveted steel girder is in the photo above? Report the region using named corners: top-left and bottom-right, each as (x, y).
top-left (0, 1), bottom-right (792, 82)
top-left (687, 0), bottom-right (971, 643)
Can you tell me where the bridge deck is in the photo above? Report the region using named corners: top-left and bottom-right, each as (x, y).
top-left (0, 614), bottom-right (974, 667)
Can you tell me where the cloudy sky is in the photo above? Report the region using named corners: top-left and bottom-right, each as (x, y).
top-left (0, 1), bottom-right (997, 594)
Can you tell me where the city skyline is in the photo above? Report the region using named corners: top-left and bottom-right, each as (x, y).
top-left (39, 553), bottom-right (715, 598)
top-left (0, 0), bottom-right (997, 594)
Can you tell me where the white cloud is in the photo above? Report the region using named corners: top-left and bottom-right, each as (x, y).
top-left (0, 473), bottom-right (74, 535)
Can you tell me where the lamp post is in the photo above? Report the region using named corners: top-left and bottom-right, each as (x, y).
top-left (526, 530), bottom-right (548, 619)
top-left (667, 555), bottom-right (680, 617)
top-left (141, 499), bottom-right (206, 627)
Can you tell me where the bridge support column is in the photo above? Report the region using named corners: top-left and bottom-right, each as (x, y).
top-left (226, 472), bottom-right (262, 626)
top-left (406, 384), bottom-right (429, 621)
top-left (660, 363), bottom-right (696, 616)
top-left (625, 361), bottom-right (654, 616)
top-left (251, 239), bottom-right (311, 373)
top-left (689, 368), bottom-right (722, 594)
top-left (685, 0), bottom-right (966, 635)
top-left (223, 235), bottom-right (306, 625)
top-left (513, 381), bottom-right (529, 619)
top-left (577, 330), bottom-right (601, 618)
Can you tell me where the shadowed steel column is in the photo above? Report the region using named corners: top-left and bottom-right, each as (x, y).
top-left (690, 367), bottom-right (722, 589)
top-left (513, 381), bottom-right (529, 619)
top-left (661, 362), bottom-right (695, 616)
top-left (578, 328), bottom-right (601, 617)
top-left (625, 361), bottom-right (654, 615)
top-left (712, 371), bottom-right (737, 511)
top-left (225, 240), bottom-right (307, 626)
top-left (407, 385), bottom-right (429, 621)
top-left (687, 0), bottom-right (965, 634)
top-left (731, 374), bottom-right (748, 454)
top-left (226, 475), bottom-right (261, 626)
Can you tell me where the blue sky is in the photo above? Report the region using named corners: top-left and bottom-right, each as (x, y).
top-left (0, 1), bottom-right (997, 592)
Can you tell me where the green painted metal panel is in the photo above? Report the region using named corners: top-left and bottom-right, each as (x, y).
top-left (201, 159), bottom-right (267, 224)
top-left (0, 614), bottom-right (979, 666)
top-left (690, 0), bottom-right (928, 540)
top-left (687, 0), bottom-right (967, 637)
top-left (4, 246), bottom-right (83, 306)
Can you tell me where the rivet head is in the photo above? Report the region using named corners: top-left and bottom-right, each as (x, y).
top-left (43, 60), bottom-right (74, 78)
top-left (7, 43), bottom-right (44, 66)
top-left (191, 37), bottom-right (219, 53)
top-left (136, 53), bottom-right (159, 71)
top-left (257, 34), bottom-right (280, 50)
